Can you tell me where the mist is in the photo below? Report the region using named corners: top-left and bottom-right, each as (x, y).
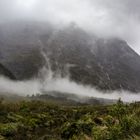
top-left (0, 74), bottom-right (140, 102)
top-left (0, 0), bottom-right (140, 53)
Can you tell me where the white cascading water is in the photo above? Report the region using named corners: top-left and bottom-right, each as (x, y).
top-left (38, 40), bottom-right (53, 82)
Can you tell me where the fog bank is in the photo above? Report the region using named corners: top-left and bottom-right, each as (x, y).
top-left (0, 76), bottom-right (140, 102)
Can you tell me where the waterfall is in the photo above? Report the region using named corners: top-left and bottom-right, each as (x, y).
top-left (38, 40), bottom-right (53, 82)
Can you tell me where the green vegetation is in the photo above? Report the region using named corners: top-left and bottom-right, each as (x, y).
top-left (0, 98), bottom-right (140, 140)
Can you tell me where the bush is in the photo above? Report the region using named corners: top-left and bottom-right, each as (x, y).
top-left (0, 123), bottom-right (18, 137)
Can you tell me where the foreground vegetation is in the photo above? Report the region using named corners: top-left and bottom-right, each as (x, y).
top-left (0, 98), bottom-right (140, 140)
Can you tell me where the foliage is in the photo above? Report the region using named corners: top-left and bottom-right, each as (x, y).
top-left (0, 99), bottom-right (139, 139)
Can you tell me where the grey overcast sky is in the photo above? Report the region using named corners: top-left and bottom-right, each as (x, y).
top-left (0, 0), bottom-right (140, 54)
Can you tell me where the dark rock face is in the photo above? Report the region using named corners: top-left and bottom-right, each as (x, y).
top-left (0, 22), bottom-right (48, 79)
top-left (3, 47), bottom-right (45, 80)
top-left (92, 38), bottom-right (140, 92)
top-left (0, 21), bottom-right (140, 92)
top-left (0, 63), bottom-right (16, 80)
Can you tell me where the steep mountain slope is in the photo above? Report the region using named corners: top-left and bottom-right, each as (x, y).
top-left (0, 63), bottom-right (16, 79)
top-left (92, 38), bottom-right (140, 92)
top-left (0, 22), bottom-right (48, 79)
top-left (40, 26), bottom-right (140, 92)
top-left (0, 21), bottom-right (140, 92)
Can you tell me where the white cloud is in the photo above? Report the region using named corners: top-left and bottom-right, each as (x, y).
top-left (1, 0), bottom-right (138, 53)
top-left (0, 75), bottom-right (140, 102)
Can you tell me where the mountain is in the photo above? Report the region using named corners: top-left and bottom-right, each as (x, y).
top-left (0, 21), bottom-right (140, 92)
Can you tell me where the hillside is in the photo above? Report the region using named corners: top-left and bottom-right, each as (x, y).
top-left (0, 22), bottom-right (140, 92)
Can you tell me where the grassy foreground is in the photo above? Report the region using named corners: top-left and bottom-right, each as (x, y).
top-left (0, 99), bottom-right (140, 140)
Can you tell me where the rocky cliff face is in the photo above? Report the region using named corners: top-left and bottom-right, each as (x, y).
top-left (0, 21), bottom-right (140, 92)
top-left (0, 63), bottom-right (16, 79)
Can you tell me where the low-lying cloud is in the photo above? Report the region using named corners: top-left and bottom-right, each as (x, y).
top-left (0, 76), bottom-right (40, 96)
top-left (0, 75), bottom-right (140, 102)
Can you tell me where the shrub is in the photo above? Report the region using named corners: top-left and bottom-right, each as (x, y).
top-left (0, 123), bottom-right (18, 137)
